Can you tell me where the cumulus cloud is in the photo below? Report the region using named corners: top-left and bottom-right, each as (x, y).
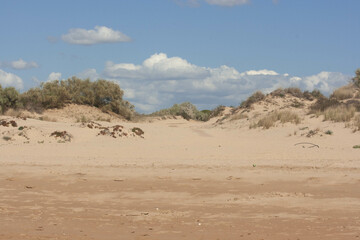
top-left (105, 53), bottom-right (209, 80)
top-left (242, 69), bottom-right (279, 76)
top-left (101, 53), bottom-right (350, 113)
top-left (299, 72), bottom-right (351, 94)
top-left (47, 72), bottom-right (62, 82)
top-left (0, 59), bottom-right (39, 70)
top-left (77, 68), bottom-right (99, 81)
top-left (0, 69), bottom-right (23, 89)
top-left (62, 26), bottom-right (131, 45)
top-left (205, 0), bottom-right (250, 6)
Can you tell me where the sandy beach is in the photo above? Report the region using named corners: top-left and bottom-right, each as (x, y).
top-left (1, 103), bottom-right (360, 240)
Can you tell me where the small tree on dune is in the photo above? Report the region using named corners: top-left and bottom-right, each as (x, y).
top-left (353, 68), bottom-right (360, 88)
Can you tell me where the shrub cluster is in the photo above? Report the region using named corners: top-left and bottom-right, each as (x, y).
top-left (310, 96), bottom-right (340, 112)
top-left (152, 102), bottom-right (226, 122)
top-left (0, 86), bottom-right (21, 113)
top-left (240, 88), bottom-right (323, 110)
top-left (1, 77), bottom-right (135, 120)
top-left (240, 91), bottom-right (265, 108)
top-left (271, 87), bottom-right (323, 100)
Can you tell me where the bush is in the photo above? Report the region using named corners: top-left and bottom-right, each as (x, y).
top-left (152, 102), bottom-right (199, 120)
top-left (152, 102), bottom-right (217, 121)
top-left (270, 88), bottom-right (286, 98)
top-left (240, 91), bottom-right (265, 108)
top-left (323, 105), bottom-right (356, 122)
top-left (251, 110), bottom-right (301, 129)
top-left (0, 85), bottom-right (21, 113)
top-left (330, 84), bottom-right (355, 100)
top-left (195, 110), bottom-right (212, 121)
top-left (271, 87), bottom-right (304, 99)
top-left (303, 90), bottom-right (324, 101)
top-left (20, 88), bottom-right (43, 112)
top-left (310, 96), bottom-right (340, 112)
top-left (17, 77), bottom-right (135, 120)
top-left (210, 105), bottom-right (226, 117)
top-left (40, 80), bottom-right (71, 109)
top-left (352, 68), bottom-right (360, 88)
top-left (285, 87), bottom-right (304, 98)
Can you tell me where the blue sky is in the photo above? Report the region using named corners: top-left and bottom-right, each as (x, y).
top-left (1, 0), bottom-right (359, 112)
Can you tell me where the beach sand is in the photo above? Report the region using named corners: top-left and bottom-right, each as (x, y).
top-left (1, 105), bottom-right (360, 239)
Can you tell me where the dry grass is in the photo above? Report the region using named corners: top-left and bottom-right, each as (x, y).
top-left (230, 113), bottom-right (248, 121)
top-left (76, 114), bottom-right (111, 123)
top-left (323, 105), bottom-right (356, 122)
top-left (250, 110), bottom-right (301, 129)
top-left (330, 84), bottom-right (355, 100)
top-left (353, 115), bottom-right (360, 131)
top-left (39, 115), bottom-right (57, 122)
top-left (4, 109), bottom-right (34, 119)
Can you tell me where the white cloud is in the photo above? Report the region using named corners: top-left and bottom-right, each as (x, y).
top-left (205, 0), bottom-right (250, 6)
top-left (100, 53), bottom-right (351, 113)
top-left (77, 68), bottom-right (99, 81)
top-left (0, 59), bottom-right (39, 70)
top-left (301, 71), bottom-right (351, 94)
top-left (47, 72), bottom-right (62, 82)
top-left (0, 69), bottom-right (23, 89)
top-left (62, 26), bottom-right (131, 45)
top-left (105, 53), bottom-right (209, 80)
top-left (242, 69), bottom-right (279, 76)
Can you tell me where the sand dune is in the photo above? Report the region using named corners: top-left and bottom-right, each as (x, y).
top-left (1, 100), bottom-right (360, 239)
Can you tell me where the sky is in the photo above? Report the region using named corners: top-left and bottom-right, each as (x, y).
top-left (0, 0), bottom-right (359, 113)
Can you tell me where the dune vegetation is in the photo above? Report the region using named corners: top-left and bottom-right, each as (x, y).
top-left (1, 77), bottom-right (135, 120)
top-left (1, 68), bottom-right (360, 125)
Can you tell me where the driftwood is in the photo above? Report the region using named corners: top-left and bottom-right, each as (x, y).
top-left (294, 142), bottom-right (319, 148)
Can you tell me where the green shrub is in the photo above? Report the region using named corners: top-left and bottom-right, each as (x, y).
top-left (0, 85), bottom-right (21, 113)
top-left (325, 130), bottom-right (333, 135)
top-left (62, 77), bottom-right (95, 105)
top-left (152, 102), bottom-right (199, 120)
top-left (40, 80), bottom-right (71, 109)
top-left (195, 110), bottom-right (212, 121)
top-left (17, 77), bottom-right (135, 120)
top-left (20, 88), bottom-right (43, 112)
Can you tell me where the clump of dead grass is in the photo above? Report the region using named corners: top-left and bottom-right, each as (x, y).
top-left (351, 115), bottom-right (360, 131)
top-left (250, 110), bottom-right (301, 129)
top-left (330, 84), bottom-right (356, 100)
top-left (39, 115), bottom-right (57, 122)
top-left (230, 113), bottom-right (248, 121)
top-left (323, 105), bottom-right (356, 122)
